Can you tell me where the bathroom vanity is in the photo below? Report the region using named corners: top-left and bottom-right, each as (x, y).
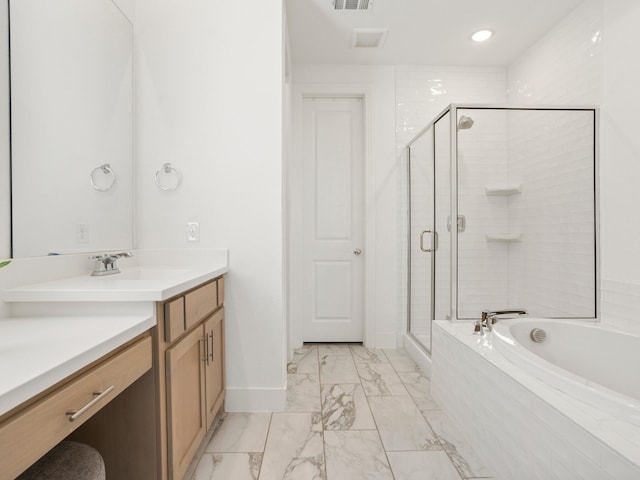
top-left (156, 276), bottom-right (225, 480)
top-left (0, 318), bottom-right (154, 479)
top-left (0, 249), bottom-right (228, 479)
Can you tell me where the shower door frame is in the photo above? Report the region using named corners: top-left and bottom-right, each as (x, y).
top-left (450, 104), bottom-right (600, 322)
top-left (406, 106), bottom-right (451, 354)
top-left (406, 104), bottom-right (601, 355)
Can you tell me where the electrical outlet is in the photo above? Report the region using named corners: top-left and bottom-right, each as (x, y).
top-left (187, 222), bottom-right (200, 242)
top-left (76, 223), bottom-right (90, 244)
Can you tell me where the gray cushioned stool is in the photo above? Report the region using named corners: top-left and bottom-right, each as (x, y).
top-left (18, 441), bottom-right (106, 480)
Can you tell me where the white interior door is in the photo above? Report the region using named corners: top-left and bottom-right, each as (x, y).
top-left (301, 97), bottom-right (364, 342)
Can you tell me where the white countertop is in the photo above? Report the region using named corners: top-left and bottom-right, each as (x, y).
top-left (2, 249), bottom-right (229, 302)
top-left (2, 265), bottom-right (228, 302)
top-left (0, 314), bottom-right (155, 417)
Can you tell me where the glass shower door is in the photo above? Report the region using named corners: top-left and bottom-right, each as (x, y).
top-left (408, 128), bottom-right (435, 352)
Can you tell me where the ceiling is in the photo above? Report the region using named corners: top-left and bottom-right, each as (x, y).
top-left (285, 0), bottom-right (585, 66)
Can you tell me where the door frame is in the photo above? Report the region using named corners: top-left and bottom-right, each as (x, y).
top-left (287, 84), bottom-right (375, 355)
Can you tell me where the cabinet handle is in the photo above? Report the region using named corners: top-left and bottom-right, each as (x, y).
top-left (66, 385), bottom-right (115, 422)
top-left (209, 332), bottom-right (214, 362)
top-left (201, 338), bottom-right (209, 365)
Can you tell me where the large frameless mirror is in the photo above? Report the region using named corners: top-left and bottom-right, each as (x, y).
top-left (9, 0), bottom-right (133, 257)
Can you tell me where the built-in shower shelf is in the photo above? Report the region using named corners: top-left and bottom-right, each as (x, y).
top-left (486, 233), bottom-right (522, 242)
top-left (485, 185), bottom-right (522, 196)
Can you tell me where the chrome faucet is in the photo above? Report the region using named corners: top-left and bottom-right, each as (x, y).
top-left (89, 252), bottom-right (132, 276)
top-left (473, 309), bottom-right (528, 335)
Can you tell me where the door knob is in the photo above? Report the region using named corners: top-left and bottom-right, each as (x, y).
top-left (354, 249), bottom-right (362, 256)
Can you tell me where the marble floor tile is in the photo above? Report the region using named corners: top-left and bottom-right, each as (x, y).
top-left (259, 412), bottom-right (325, 480)
top-left (288, 345), bottom-right (318, 374)
top-left (356, 363), bottom-right (408, 396)
top-left (321, 384), bottom-right (376, 430)
top-left (192, 345), bottom-right (488, 480)
top-left (286, 373), bottom-right (321, 412)
top-left (422, 410), bottom-right (493, 479)
top-left (350, 346), bottom-right (389, 364)
top-left (398, 371), bottom-right (441, 412)
top-left (383, 348), bottom-right (420, 372)
top-left (206, 413), bottom-right (271, 453)
top-left (320, 354), bottom-right (360, 384)
top-left (324, 430), bottom-right (393, 480)
top-left (368, 396), bottom-right (440, 451)
top-left (387, 451), bottom-right (462, 480)
top-left (318, 344), bottom-right (353, 356)
top-left (191, 453), bottom-right (262, 480)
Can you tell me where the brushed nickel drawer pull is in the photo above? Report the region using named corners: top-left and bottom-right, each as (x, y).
top-left (66, 385), bottom-right (115, 422)
top-left (209, 332), bottom-right (214, 362)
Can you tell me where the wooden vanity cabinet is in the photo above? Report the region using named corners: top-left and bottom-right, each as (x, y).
top-left (156, 276), bottom-right (225, 480)
top-left (0, 334), bottom-right (153, 480)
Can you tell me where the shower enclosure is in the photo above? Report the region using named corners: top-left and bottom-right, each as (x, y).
top-left (407, 105), bottom-right (598, 353)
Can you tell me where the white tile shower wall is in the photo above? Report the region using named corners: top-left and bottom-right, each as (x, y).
top-left (507, 0), bottom-right (603, 106)
top-left (396, 66), bottom-right (507, 330)
top-left (506, 0), bottom-right (602, 319)
top-left (456, 109), bottom-right (510, 319)
top-left (507, 110), bottom-right (596, 318)
top-left (600, 1), bottom-right (640, 333)
top-left (431, 324), bottom-right (638, 480)
top-left (600, 280), bottom-right (640, 336)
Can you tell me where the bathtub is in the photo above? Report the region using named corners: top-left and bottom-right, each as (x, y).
top-left (492, 319), bottom-right (640, 426)
top-left (431, 319), bottom-right (640, 480)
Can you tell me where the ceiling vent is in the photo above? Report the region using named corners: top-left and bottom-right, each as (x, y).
top-left (352, 28), bottom-right (387, 48)
top-left (334, 0), bottom-right (374, 11)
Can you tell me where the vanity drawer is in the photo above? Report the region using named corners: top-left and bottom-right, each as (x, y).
top-left (185, 280), bottom-right (218, 330)
top-left (164, 296), bottom-right (186, 343)
top-left (0, 335), bottom-right (152, 480)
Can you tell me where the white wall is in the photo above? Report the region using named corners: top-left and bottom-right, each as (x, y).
top-left (291, 65), bottom-right (398, 347)
top-left (113, 0), bottom-right (134, 22)
top-left (507, 0), bottom-right (603, 105)
top-left (505, 0), bottom-right (640, 333)
top-left (135, 0), bottom-right (286, 411)
top-left (0, 2), bottom-right (9, 260)
top-left (600, 0), bottom-right (640, 333)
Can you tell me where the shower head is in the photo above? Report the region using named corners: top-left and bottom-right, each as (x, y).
top-left (457, 115), bottom-right (474, 130)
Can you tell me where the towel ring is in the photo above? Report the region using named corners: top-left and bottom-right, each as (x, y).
top-left (155, 163), bottom-right (182, 191)
top-left (90, 164), bottom-right (116, 192)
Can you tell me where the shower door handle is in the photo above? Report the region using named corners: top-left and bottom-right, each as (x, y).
top-left (420, 230), bottom-right (433, 252)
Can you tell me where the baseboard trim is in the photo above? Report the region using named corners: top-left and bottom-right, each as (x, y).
top-left (374, 331), bottom-right (398, 349)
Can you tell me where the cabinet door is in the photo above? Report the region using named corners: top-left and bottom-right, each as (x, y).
top-left (204, 308), bottom-right (225, 428)
top-left (166, 326), bottom-right (206, 480)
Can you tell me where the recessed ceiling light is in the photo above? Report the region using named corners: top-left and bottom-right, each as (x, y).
top-left (471, 30), bottom-right (493, 42)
